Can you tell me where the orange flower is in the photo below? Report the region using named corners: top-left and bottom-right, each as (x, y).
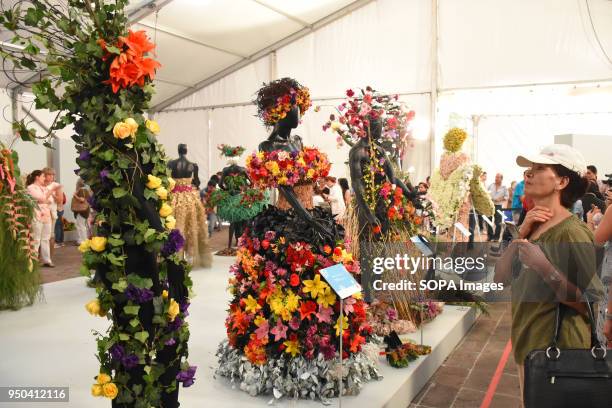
top-left (120, 30), bottom-right (156, 56)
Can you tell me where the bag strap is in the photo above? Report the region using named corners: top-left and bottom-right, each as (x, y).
top-left (551, 302), bottom-right (602, 349)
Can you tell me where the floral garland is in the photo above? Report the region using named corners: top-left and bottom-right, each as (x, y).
top-left (246, 147), bottom-right (331, 188)
top-left (218, 144), bottom-right (246, 158)
top-left (322, 87), bottom-right (415, 160)
top-left (379, 182), bottom-right (422, 235)
top-left (1, 1), bottom-right (194, 404)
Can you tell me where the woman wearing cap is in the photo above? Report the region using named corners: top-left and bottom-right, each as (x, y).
top-left (494, 144), bottom-right (604, 401)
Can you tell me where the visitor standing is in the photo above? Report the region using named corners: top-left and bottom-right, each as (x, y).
top-left (72, 178), bottom-right (91, 244)
top-left (586, 165), bottom-right (608, 198)
top-left (338, 177), bottom-right (351, 207)
top-left (42, 167), bottom-right (63, 254)
top-left (27, 170), bottom-right (59, 267)
top-left (487, 173), bottom-right (509, 241)
top-left (494, 144), bottom-right (603, 403)
top-left (324, 176), bottom-right (346, 221)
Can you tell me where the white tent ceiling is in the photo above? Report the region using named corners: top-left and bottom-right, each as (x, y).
top-left (127, 0), bottom-right (362, 108)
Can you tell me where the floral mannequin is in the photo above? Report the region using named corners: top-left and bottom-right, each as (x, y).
top-left (217, 78), bottom-right (379, 401)
top-left (427, 128), bottom-right (494, 242)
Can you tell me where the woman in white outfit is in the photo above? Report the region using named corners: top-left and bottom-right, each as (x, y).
top-left (72, 179), bottom-right (91, 244)
top-left (26, 170), bottom-right (59, 267)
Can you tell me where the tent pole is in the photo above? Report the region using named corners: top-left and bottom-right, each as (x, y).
top-left (429, 0), bottom-right (439, 177)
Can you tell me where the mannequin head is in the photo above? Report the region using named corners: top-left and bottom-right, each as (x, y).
top-left (178, 144), bottom-right (187, 156)
top-left (254, 77), bottom-right (311, 128)
top-left (367, 116), bottom-right (382, 140)
top-left (275, 105), bottom-right (300, 132)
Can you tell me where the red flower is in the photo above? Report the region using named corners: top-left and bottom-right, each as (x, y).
top-left (333, 247), bottom-right (342, 258)
top-left (299, 301), bottom-right (317, 320)
top-left (323, 245), bottom-right (332, 255)
top-left (350, 333), bottom-right (366, 353)
top-left (289, 273), bottom-right (300, 287)
top-left (372, 225), bottom-right (382, 234)
top-left (346, 89), bottom-right (355, 97)
top-left (261, 239), bottom-right (270, 250)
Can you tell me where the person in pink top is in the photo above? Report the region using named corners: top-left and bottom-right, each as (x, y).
top-left (26, 170), bottom-right (60, 267)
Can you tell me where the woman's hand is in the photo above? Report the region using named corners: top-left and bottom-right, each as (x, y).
top-left (586, 206), bottom-right (601, 226)
top-left (517, 240), bottom-right (553, 274)
top-left (519, 206), bottom-right (553, 238)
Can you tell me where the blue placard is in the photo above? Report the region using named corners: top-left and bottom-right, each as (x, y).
top-left (319, 263), bottom-right (361, 299)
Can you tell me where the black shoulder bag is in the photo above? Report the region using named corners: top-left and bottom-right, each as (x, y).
top-left (524, 303), bottom-right (612, 408)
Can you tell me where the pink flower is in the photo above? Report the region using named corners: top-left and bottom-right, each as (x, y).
top-left (255, 320), bottom-right (270, 340)
top-left (289, 316), bottom-right (301, 331)
top-left (270, 320), bottom-right (288, 341)
top-left (317, 305), bottom-right (333, 323)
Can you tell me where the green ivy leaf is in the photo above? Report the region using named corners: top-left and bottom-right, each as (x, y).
top-left (129, 318), bottom-right (139, 328)
top-left (123, 305), bottom-right (140, 316)
top-left (111, 279), bottom-right (128, 292)
top-left (112, 187), bottom-right (127, 198)
top-left (108, 236), bottom-right (125, 247)
top-left (119, 333), bottom-right (130, 341)
top-left (134, 331), bottom-right (149, 344)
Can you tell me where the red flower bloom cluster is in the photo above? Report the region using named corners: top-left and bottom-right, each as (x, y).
top-left (246, 147), bottom-right (330, 188)
top-left (225, 232), bottom-right (371, 365)
top-left (99, 30), bottom-right (161, 93)
top-left (380, 182), bottom-right (420, 232)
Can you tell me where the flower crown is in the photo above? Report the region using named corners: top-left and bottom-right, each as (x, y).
top-left (255, 78), bottom-right (312, 126)
top-left (322, 87), bottom-right (415, 157)
top-left (217, 144), bottom-right (245, 158)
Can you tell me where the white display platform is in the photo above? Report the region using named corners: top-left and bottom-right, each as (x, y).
top-left (0, 256), bottom-right (476, 407)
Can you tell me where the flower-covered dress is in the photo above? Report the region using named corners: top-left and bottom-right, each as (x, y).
top-left (170, 178), bottom-right (212, 267)
top-left (216, 146), bottom-right (380, 401)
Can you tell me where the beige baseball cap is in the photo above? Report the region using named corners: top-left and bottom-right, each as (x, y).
top-left (516, 144), bottom-right (587, 176)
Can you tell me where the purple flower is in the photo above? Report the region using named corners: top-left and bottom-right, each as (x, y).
top-left (87, 194), bottom-right (100, 211)
top-left (176, 366), bottom-right (197, 388)
top-left (78, 150), bottom-right (91, 161)
top-left (122, 354), bottom-right (139, 369)
top-left (168, 317), bottom-right (183, 332)
top-left (179, 301), bottom-right (190, 317)
top-left (165, 338), bottom-right (176, 346)
top-left (125, 284), bottom-right (154, 304)
top-left (99, 168), bottom-right (110, 180)
top-left (386, 308), bottom-right (398, 321)
top-left (161, 229), bottom-right (185, 257)
top-left (110, 344), bottom-right (125, 361)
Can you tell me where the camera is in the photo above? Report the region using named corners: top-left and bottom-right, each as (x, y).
top-left (603, 173), bottom-right (612, 187)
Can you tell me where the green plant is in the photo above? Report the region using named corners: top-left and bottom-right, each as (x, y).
top-left (0, 1), bottom-right (194, 404)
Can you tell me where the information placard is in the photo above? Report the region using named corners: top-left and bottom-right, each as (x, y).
top-left (319, 264), bottom-right (361, 299)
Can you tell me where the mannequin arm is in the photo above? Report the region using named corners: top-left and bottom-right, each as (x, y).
top-left (192, 164), bottom-right (200, 188)
top-left (278, 185), bottom-right (333, 240)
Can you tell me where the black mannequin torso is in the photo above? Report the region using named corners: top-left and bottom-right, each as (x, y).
top-left (168, 144), bottom-right (200, 188)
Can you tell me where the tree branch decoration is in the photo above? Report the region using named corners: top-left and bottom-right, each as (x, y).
top-left (1, 1), bottom-right (195, 405)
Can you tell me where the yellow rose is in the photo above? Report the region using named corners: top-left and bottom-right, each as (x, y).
top-left (306, 169), bottom-right (315, 179)
top-left (330, 121), bottom-right (342, 131)
top-left (91, 384), bottom-right (103, 397)
top-left (102, 382), bottom-right (118, 399)
top-left (159, 203), bottom-right (173, 218)
top-left (85, 299), bottom-right (102, 316)
top-left (165, 215), bottom-right (176, 230)
top-left (97, 373), bottom-right (111, 385)
top-left (145, 119), bottom-right (160, 135)
top-left (90, 236), bottom-right (107, 252)
top-left (162, 290), bottom-right (168, 299)
top-left (78, 239), bottom-right (91, 253)
top-left (156, 186), bottom-right (168, 200)
top-left (168, 298), bottom-right (180, 321)
top-left (167, 177), bottom-right (176, 191)
top-left (112, 122), bottom-right (132, 140)
top-left (124, 118), bottom-right (138, 137)
top-left (146, 174), bottom-right (162, 190)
